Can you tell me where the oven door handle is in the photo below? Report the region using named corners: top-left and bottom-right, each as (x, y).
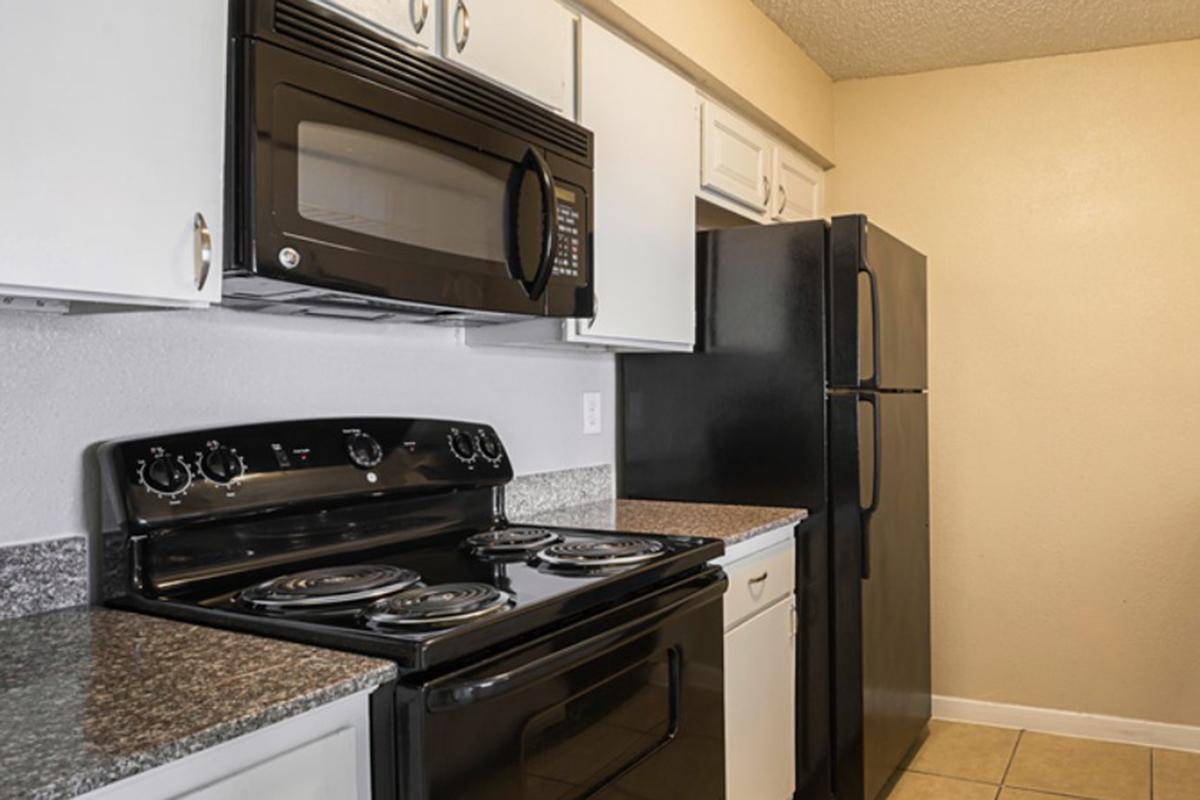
top-left (425, 571), bottom-right (726, 712)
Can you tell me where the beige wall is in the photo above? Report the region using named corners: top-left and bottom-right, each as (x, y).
top-left (829, 39), bottom-right (1200, 726)
top-left (576, 0), bottom-right (835, 163)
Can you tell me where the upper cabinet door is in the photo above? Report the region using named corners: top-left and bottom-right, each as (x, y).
top-left (700, 99), bottom-right (772, 213)
top-left (0, 0), bottom-right (225, 308)
top-left (318, 0), bottom-right (436, 49)
top-left (441, 0), bottom-right (577, 117)
top-left (572, 18), bottom-right (697, 350)
top-left (772, 146), bottom-right (824, 222)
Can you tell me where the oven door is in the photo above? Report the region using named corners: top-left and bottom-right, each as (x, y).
top-left (398, 569), bottom-right (726, 800)
top-left (237, 41), bottom-right (588, 316)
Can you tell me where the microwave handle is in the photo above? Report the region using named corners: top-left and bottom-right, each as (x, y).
top-left (527, 148), bottom-right (557, 300)
top-left (507, 147), bottom-right (558, 301)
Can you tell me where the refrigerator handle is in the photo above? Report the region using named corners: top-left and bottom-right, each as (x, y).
top-left (859, 392), bottom-right (882, 579)
top-left (860, 257), bottom-right (881, 389)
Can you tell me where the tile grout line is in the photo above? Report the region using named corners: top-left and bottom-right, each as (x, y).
top-left (999, 728), bottom-right (1025, 786)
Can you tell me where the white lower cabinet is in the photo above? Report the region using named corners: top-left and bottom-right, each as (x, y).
top-left (718, 531), bottom-right (797, 800)
top-left (78, 692), bottom-right (372, 800)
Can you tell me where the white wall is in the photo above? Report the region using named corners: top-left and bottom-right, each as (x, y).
top-left (0, 308), bottom-right (614, 546)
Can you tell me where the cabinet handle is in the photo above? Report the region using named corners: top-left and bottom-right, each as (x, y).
top-left (453, 0), bottom-right (471, 52)
top-left (410, 0), bottom-right (430, 33)
top-left (193, 212), bottom-right (212, 292)
top-left (748, 572), bottom-right (768, 585)
top-left (761, 175), bottom-right (770, 206)
top-left (777, 185), bottom-right (788, 217)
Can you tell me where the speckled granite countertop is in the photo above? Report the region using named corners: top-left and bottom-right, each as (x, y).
top-left (519, 498), bottom-right (807, 545)
top-left (0, 607), bottom-right (396, 800)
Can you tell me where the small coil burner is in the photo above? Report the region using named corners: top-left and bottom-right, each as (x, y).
top-left (237, 564), bottom-right (422, 612)
top-left (464, 527), bottom-right (564, 558)
top-left (536, 537), bottom-right (666, 569)
top-left (362, 583), bottom-right (513, 630)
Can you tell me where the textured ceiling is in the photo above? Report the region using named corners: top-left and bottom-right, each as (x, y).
top-left (750, 0), bottom-right (1200, 79)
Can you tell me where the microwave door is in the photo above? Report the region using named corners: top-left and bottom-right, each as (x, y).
top-left (243, 41), bottom-right (546, 316)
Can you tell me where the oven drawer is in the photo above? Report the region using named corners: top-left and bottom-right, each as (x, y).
top-left (723, 538), bottom-right (796, 630)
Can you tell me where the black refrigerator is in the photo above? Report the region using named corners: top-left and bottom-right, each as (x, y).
top-left (619, 215), bottom-right (930, 800)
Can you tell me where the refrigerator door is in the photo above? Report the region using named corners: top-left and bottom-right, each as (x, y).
top-left (829, 390), bottom-right (931, 800)
top-left (828, 216), bottom-right (927, 391)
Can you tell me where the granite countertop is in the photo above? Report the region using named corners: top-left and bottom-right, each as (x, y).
top-left (519, 498), bottom-right (808, 546)
top-left (0, 607), bottom-right (396, 800)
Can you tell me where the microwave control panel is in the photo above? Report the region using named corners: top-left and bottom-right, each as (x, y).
top-left (552, 185), bottom-right (586, 283)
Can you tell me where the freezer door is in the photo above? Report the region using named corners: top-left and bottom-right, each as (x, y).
top-left (828, 216), bottom-right (927, 391)
top-left (829, 391), bottom-right (931, 800)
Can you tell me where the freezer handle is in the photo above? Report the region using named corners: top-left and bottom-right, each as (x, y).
top-left (859, 392), bottom-right (882, 579)
top-left (860, 256), bottom-right (881, 389)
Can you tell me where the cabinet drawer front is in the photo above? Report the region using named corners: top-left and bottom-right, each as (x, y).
top-left (723, 539), bottom-right (795, 630)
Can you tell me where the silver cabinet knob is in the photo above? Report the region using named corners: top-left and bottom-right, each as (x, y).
top-left (777, 185), bottom-right (788, 217)
top-left (193, 213), bottom-right (212, 291)
top-left (411, 0), bottom-right (430, 34)
top-left (761, 175), bottom-right (771, 206)
top-left (453, 0), bottom-right (471, 52)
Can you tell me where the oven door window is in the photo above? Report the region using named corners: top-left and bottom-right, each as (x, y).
top-left (521, 654), bottom-right (677, 799)
top-left (263, 84), bottom-right (555, 311)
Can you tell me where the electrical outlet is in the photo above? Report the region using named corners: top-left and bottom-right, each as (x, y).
top-left (582, 392), bottom-right (602, 435)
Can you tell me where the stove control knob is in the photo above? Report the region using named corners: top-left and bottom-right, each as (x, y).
top-left (201, 446), bottom-right (244, 485)
top-left (449, 430), bottom-right (476, 462)
top-left (346, 432), bottom-right (384, 469)
top-left (141, 455), bottom-right (191, 496)
top-left (476, 430), bottom-right (502, 462)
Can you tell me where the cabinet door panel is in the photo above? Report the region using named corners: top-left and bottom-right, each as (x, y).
top-left (700, 100), bottom-right (771, 213)
top-left (0, 0), bottom-right (225, 306)
top-left (725, 598), bottom-right (797, 800)
top-left (572, 18), bottom-right (696, 348)
top-left (772, 147), bottom-right (824, 222)
top-left (318, 0), bottom-right (436, 49)
top-left (442, 0), bottom-right (576, 116)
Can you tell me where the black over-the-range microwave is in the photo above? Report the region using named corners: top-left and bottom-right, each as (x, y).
top-left (224, 0), bottom-right (594, 321)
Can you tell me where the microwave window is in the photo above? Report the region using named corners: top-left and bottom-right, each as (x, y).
top-left (296, 122), bottom-right (505, 262)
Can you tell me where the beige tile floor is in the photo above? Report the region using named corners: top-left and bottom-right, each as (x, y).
top-left (882, 720), bottom-right (1200, 800)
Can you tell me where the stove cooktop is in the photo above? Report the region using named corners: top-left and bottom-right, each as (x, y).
top-left (206, 526), bottom-right (707, 624)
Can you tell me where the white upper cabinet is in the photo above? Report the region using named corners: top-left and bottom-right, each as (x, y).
top-left (700, 99), bottom-right (773, 214)
top-left (441, 0), bottom-right (577, 117)
top-left (570, 18), bottom-right (697, 350)
top-left (771, 145), bottom-right (824, 222)
top-left (699, 96), bottom-right (825, 224)
top-left (0, 0), bottom-right (226, 308)
top-left (318, 0), bottom-right (437, 49)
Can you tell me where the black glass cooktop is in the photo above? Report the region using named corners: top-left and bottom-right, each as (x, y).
top-left (139, 525), bottom-right (721, 672)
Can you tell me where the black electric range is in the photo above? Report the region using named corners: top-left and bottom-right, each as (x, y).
top-left (97, 418), bottom-right (728, 800)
